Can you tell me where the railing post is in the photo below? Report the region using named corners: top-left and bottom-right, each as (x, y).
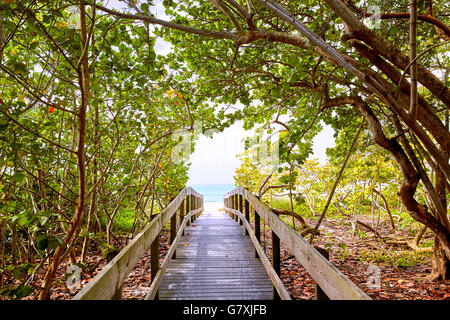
top-left (238, 193), bottom-right (243, 225)
top-left (193, 197), bottom-right (199, 220)
top-left (232, 196), bottom-right (235, 220)
top-left (197, 197), bottom-right (200, 219)
top-left (195, 197), bottom-right (198, 219)
top-left (195, 197), bottom-right (199, 218)
top-left (314, 246), bottom-right (330, 300)
top-left (233, 195), bottom-right (236, 219)
top-left (272, 212), bottom-right (281, 300)
top-left (180, 199), bottom-right (185, 237)
top-left (224, 197), bottom-right (228, 215)
top-left (190, 195), bottom-right (194, 223)
top-left (244, 199), bottom-right (250, 235)
top-left (171, 200), bottom-right (180, 259)
top-left (186, 194), bottom-right (191, 226)
top-left (170, 208), bottom-right (177, 244)
top-left (234, 193), bottom-right (239, 222)
top-left (254, 207), bottom-right (260, 259)
top-left (192, 196), bottom-right (196, 221)
top-left (106, 250), bottom-right (122, 300)
top-left (150, 214), bottom-right (160, 300)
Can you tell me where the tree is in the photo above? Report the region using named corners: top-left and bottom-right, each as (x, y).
top-left (87, 0), bottom-right (449, 278)
top-left (0, 0), bottom-right (222, 298)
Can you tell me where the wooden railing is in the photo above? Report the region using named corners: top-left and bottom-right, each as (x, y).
top-left (73, 187), bottom-right (203, 300)
top-left (224, 187), bottom-right (371, 300)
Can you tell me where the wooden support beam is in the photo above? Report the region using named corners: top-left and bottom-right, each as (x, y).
top-left (191, 195), bottom-right (195, 223)
top-left (106, 251), bottom-right (122, 300)
top-left (235, 195), bottom-right (239, 221)
top-left (314, 246), bottom-right (330, 300)
top-left (238, 194), bottom-right (243, 225)
top-left (232, 195), bottom-right (235, 219)
top-left (170, 211), bottom-right (176, 245)
top-left (180, 199), bottom-right (185, 238)
top-left (150, 235), bottom-right (159, 299)
top-left (272, 212), bottom-right (281, 300)
top-left (186, 195), bottom-right (191, 226)
top-left (151, 210), bottom-right (160, 300)
top-left (254, 207), bottom-right (260, 259)
top-left (244, 199), bottom-right (250, 236)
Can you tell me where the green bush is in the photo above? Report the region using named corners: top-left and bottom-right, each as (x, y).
top-left (114, 209), bottom-right (135, 232)
top-left (99, 209), bottom-right (135, 233)
top-left (358, 249), bottom-right (430, 268)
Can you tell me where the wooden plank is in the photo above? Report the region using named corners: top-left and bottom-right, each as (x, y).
top-left (314, 246), bottom-right (331, 300)
top-left (164, 269), bottom-right (268, 275)
top-left (244, 199), bottom-right (250, 235)
top-left (225, 188), bottom-right (371, 300)
top-left (161, 277), bottom-right (272, 283)
top-left (160, 288), bottom-right (274, 294)
top-left (225, 208), bottom-right (291, 300)
top-left (160, 291), bottom-right (273, 296)
top-left (159, 292), bottom-right (273, 300)
top-left (167, 261), bottom-right (265, 266)
top-left (161, 275), bottom-right (272, 281)
top-left (150, 232), bottom-right (160, 299)
top-left (160, 282), bottom-right (273, 288)
top-left (163, 271), bottom-right (269, 276)
top-left (157, 208), bottom-right (275, 300)
top-left (254, 207), bottom-right (260, 258)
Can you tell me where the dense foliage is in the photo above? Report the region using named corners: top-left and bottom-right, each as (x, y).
top-left (0, 0), bottom-right (448, 299)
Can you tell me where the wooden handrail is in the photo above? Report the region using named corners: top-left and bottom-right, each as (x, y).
top-left (224, 187), bottom-right (371, 300)
top-left (73, 187), bottom-right (203, 300)
top-left (224, 206), bottom-right (291, 300)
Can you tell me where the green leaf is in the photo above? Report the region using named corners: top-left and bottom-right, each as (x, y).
top-left (12, 172), bottom-right (26, 183)
top-left (47, 235), bottom-right (64, 250)
top-left (12, 285), bottom-right (33, 298)
top-left (140, 2), bottom-right (149, 12)
top-left (39, 215), bottom-right (49, 226)
top-left (36, 234), bottom-right (49, 250)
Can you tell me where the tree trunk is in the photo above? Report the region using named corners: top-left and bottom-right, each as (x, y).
top-left (372, 188), bottom-right (396, 230)
top-left (269, 207), bottom-right (306, 226)
top-left (0, 220), bottom-right (5, 268)
top-left (309, 118), bottom-right (365, 243)
top-left (0, 9), bottom-right (5, 65)
top-left (81, 32), bottom-right (99, 262)
top-left (409, 0), bottom-right (418, 121)
top-left (38, 1), bottom-right (90, 299)
top-left (430, 110), bottom-right (450, 280)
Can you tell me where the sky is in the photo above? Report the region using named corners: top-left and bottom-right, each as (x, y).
top-left (186, 123), bottom-right (335, 185)
top-left (105, 1), bottom-right (336, 185)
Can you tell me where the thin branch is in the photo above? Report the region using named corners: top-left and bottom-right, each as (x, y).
top-left (309, 117), bottom-right (365, 244)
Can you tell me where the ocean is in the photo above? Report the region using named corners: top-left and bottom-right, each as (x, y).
top-left (188, 184), bottom-right (236, 202)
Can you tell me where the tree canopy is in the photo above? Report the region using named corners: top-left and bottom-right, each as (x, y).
top-left (0, 0), bottom-right (448, 299)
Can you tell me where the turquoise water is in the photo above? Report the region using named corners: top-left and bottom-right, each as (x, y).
top-left (188, 184), bottom-right (236, 202)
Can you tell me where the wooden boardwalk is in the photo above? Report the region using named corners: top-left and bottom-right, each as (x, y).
top-left (75, 188), bottom-right (370, 301)
top-left (159, 205), bottom-right (273, 300)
